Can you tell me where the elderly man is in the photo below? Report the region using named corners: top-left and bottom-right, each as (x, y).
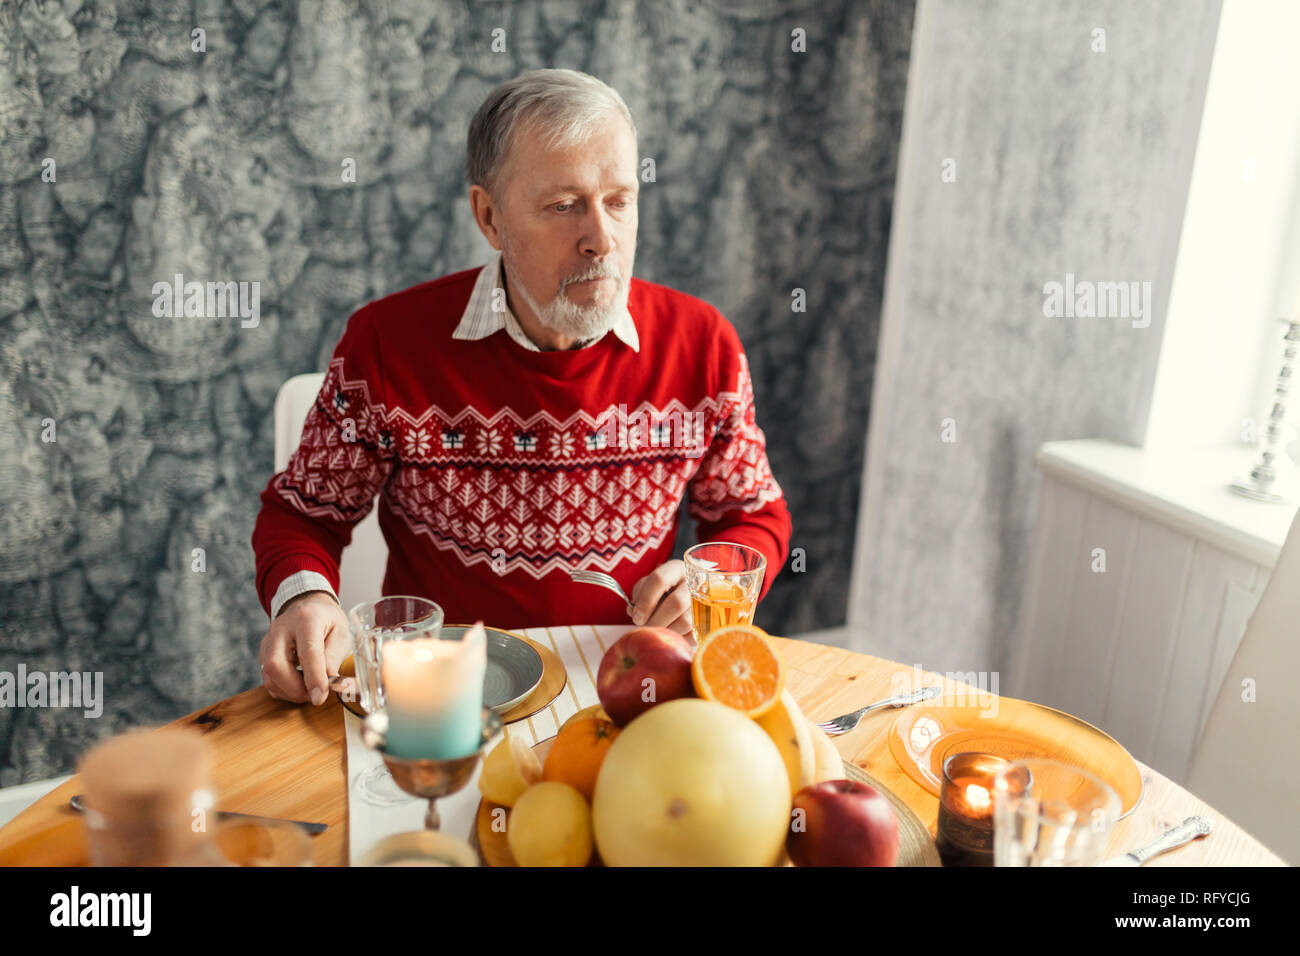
top-left (252, 69), bottom-right (791, 704)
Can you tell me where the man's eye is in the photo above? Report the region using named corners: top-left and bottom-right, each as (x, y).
top-left (609, 199), bottom-right (630, 209)
top-left (553, 202), bottom-right (574, 213)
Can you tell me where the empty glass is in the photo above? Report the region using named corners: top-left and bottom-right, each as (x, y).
top-left (348, 596), bottom-right (445, 714)
top-left (992, 758), bottom-right (1121, 866)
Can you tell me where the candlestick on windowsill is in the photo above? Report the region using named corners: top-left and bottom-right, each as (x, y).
top-left (1231, 318), bottom-right (1299, 503)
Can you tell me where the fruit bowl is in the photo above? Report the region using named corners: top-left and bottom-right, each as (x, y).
top-left (471, 625), bottom-right (940, 867)
top-left (472, 732), bottom-right (940, 867)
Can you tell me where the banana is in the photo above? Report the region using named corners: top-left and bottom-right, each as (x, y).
top-left (756, 689), bottom-right (817, 795)
top-left (805, 716), bottom-right (846, 783)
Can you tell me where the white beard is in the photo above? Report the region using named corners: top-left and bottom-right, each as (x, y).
top-left (501, 235), bottom-right (629, 344)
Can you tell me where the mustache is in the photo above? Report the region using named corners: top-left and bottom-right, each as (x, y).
top-left (561, 262), bottom-right (623, 289)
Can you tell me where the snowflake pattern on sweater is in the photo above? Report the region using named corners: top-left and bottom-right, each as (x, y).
top-left (274, 353), bottom-right (783, 580)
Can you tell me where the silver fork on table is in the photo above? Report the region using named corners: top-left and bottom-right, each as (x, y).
top-left (817, 685), bottom-right (943, 735)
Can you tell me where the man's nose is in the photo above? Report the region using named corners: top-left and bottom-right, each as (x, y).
top-left (580, 207), bottom-right (617, 259)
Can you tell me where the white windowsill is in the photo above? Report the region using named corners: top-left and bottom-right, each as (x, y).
top-left (1035, 440), bottom-right (1299, 569)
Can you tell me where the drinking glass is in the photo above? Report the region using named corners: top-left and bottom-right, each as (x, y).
top-left (348, 596), bottom-right (445, 715)
top-left (347, 596), bottom-right (445, 805)
top-left (683, 542), bottom-right (766, 644)
top-left (992, 758), bottom-right (1121, 866)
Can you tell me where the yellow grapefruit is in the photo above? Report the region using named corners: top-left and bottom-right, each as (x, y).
top-left (591, 698), bottom-right (790, 866)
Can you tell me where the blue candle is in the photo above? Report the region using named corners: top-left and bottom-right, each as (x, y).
top-left (381, 622), bottom-right (486, 759)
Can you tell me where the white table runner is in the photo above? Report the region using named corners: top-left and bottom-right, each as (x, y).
top-left (345, 623), bottom-right (634, 864)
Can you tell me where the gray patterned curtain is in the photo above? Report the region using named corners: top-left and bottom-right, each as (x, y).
top-left (0, 0), bottom-right (912, 782)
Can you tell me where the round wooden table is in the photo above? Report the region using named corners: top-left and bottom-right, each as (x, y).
top-left (0, 634), bottom-right (1284, 866)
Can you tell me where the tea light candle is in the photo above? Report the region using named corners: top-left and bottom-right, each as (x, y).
top-left (381, 621), bottom-right (486, 760)
top-left (935, 752), bottom-right (1011, 867)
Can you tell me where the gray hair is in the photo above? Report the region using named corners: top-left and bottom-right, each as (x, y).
top-left (466, 69), bottom-right (638, 198)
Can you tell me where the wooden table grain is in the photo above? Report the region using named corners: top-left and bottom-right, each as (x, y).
top-left (0, 633), bottom-right (1285, 866)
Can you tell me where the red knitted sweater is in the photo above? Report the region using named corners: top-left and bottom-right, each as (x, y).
top-left (251, 266), bottom-right (792, 629)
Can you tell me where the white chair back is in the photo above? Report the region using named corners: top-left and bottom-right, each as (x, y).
top-left (1186, 504), bottom-right (1300, 864)
top-left (272, 373), bottom-right (388, 615)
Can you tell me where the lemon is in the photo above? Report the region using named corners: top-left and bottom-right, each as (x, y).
top-left (507, 782), bottom-right (593, 867)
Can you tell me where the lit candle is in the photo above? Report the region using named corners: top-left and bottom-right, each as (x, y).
top-left (381, 620), bottom-right (486, 760)
top-left (960, 780), bottom-right (993, 818)
top-left (935, 752), bottom-right (1010, 867)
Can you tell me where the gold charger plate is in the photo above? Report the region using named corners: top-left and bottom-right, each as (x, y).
top-left (334, 627), bottom-right (566, 724)
top-left (473, 735), bottom-right (939, 867)
top-left (889, 697), bottom-right (1144, 818)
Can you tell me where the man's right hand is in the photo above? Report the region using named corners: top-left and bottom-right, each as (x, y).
top-left (258, 591), bottom-right (351, 705)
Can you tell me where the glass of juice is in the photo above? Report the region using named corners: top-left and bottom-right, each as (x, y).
top-left (683, 542), bottom-right (766, 644)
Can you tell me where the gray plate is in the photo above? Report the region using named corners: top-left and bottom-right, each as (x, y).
top-left (441, 625), bottom-right (545, 714)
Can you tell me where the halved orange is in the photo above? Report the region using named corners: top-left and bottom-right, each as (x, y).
top-left (691, 624), bottom-right (785, 719)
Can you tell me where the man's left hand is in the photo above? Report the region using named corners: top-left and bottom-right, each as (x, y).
top-left (629, 559), bottom-right (692, 637)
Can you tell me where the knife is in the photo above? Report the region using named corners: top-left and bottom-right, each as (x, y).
top-left (1097, 816), bottom-right (1213, 866)
top-left (68, 794), bottom-right (328, 836)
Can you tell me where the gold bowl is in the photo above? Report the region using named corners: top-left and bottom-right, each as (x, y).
top-left (360, 708), bottom-right (504, 830)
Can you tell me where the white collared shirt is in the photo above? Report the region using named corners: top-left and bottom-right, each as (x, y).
top-left (451, 250), bottom-right (640, 353)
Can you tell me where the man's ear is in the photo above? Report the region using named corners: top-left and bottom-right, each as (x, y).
top-left (469, 185), bottom-right (504, 251)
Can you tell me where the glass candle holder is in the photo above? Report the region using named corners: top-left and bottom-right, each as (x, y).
top-left (992, 758), bottom-right (1120, 866)
top-left (348, 596), bottom-right (445, 716)
top-left (935, 752), bottom-right (1010, 867)
top-left (683, 541), bottom-right (767, 643)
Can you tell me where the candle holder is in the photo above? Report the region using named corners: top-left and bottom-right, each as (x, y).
top-left (1231, 319), bottom-right (1299, 503)
top-left (356, 830), bottom-right (480, 867)
top-left (347, 597), bottom-right (452, 806)
top-left (935, 752), bottom-right (1011, 867)
top-left (360, 708), bottom-right (503, 830)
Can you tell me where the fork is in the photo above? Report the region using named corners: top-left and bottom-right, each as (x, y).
top-left (567, 568), bottom-right (636, 617)
top-left (68, 794), bottom-right (328, 835)
top-left (817, 685), bottom-right (943, 735)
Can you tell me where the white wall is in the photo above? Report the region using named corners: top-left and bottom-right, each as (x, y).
top-left (848, 0), bottom-right (1222, 672)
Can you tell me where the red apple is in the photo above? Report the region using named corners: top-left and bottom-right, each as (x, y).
top-left (787, 779), bottom-right (900, 867)
top-left (596, 627), bottom-right (695, 726)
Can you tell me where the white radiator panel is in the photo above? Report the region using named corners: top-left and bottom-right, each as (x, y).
top-left (1013, 474), bottom-right (1268, 785)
